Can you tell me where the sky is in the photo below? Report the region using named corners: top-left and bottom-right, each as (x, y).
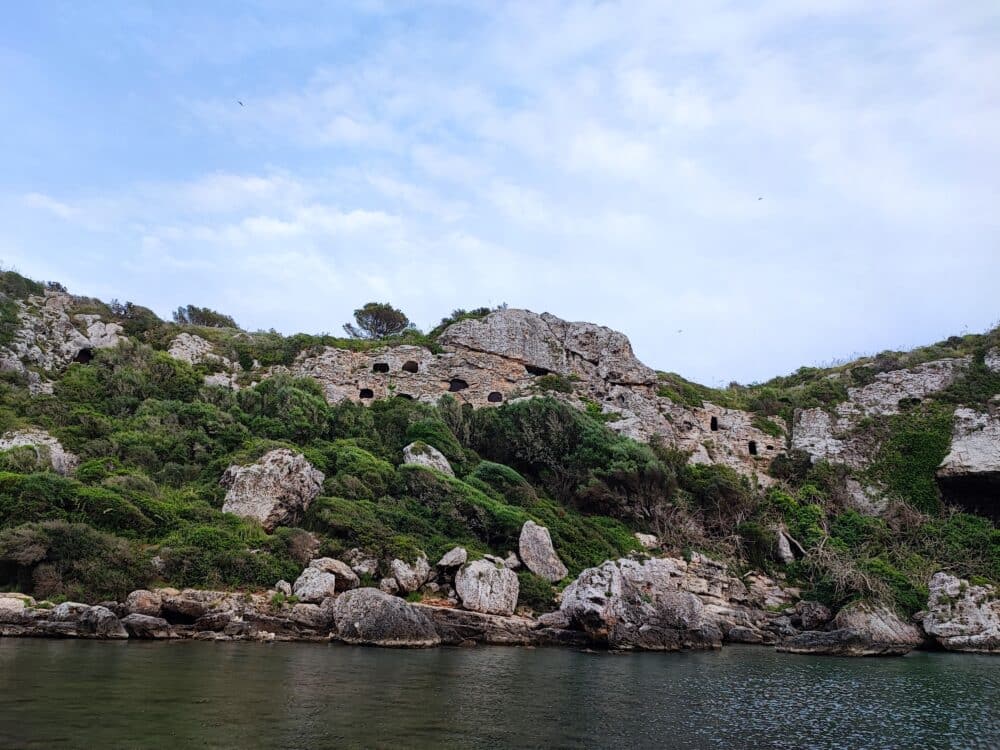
top-left (0, 1), bottom-right (997, 385)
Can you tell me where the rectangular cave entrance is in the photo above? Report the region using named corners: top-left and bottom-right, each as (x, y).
top-left (937, 473), bottom-right (1000, 522)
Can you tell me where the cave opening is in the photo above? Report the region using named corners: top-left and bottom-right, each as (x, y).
top-left (402, 361), bottom-right (419, 373)
top-left (359, 388), bottom-right (374, 399)
top-left (525, 364), bottom-right (551, 376)
top-left (937, 473), bottom-right (1000, 522)
top-left (710, 416), bottom-right (719, 431)
top-left (396, 393), bottom-right (414, 400)
top-left (449, 378), bottom-right (469, 392)
top-left (73, 348), bottom-right (94, 364)
top-left (487, 391), bottom-right (503, 403)
top-left (748, 441), bottom-right (758, 456)
top-left (372, 363), bottom-right (389, 373)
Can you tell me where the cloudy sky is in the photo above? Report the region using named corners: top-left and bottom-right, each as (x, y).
top-left (1, 1), bottom-right (997, 384)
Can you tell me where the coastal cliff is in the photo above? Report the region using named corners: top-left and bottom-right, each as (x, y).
top-left (0, 270), bottom-right (997, 655)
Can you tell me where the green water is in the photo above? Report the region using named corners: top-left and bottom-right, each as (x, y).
top-left (0, 640), bottom-right (996, 749)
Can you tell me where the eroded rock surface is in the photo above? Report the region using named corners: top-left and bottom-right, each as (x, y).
top-left (455, 560), bottom-right (519, 616)
top-left (518, 521), bottom-right (568, 582)
top-left (331, 588), bottom-right (440, 647)
top-left (0, 428), bottom-right (79, 475)
top-left (922, 572), bottom-right (1000, 653)
top-left (402, 441), bottom-right (454, 476)
top-left (220, 449), bottom-right (324, 532)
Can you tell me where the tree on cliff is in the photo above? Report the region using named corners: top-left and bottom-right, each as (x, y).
top-left (173, 304), bottom-right (239, 329)
top-left (343, 302), bottom-right (414, 339)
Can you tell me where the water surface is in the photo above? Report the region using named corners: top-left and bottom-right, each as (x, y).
top-left (0, 640), bottom-right (996, 749)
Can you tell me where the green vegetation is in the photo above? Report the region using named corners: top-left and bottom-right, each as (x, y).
top-left (343, 302), bottom-right (414, 340)
top-left (173, 304), bottom-right (239, 329)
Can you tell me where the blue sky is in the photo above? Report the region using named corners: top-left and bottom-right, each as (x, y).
top-left (1, 1), bottom-right (997, 385)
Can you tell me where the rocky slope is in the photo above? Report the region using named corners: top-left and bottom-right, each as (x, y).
top-left (0, 274), bottom-right (998, 656)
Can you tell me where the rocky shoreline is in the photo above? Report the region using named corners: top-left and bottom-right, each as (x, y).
top-left (2, 555), bottom-right (995, 656)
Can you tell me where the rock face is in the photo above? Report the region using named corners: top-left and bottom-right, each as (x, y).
top-left (517, 521), bottom-right (568, 582)
top-left (937, 408), bottom-right (1000, 520)
top-left (331, 588), bottom-right (440, 647)
top-left (437, 547), bottom-right (468, 569)
top-left (0, 291), bottom-right (125, 394)
top-left (778, 601), bottom-right (922, 656)
top-left (0, 428), bottom-right (79, 475)
top-left (560, 557), bottom-right (723, 650)
top-left (455, 560), bottom-right (519, 616)
top-left (922, 572), bottom-right (1000, 653)
top-left (402, 441), bottom-right (454, 476)
top-left (220, 449), bottom-right (324, 532)
top-left (307, 558), bottom-right (360, 592)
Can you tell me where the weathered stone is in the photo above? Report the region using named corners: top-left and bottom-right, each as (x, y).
top-left (436, 546), bottom-right (468, 569)
top-left (793, 600), bottom-right (833, 631)
top-left (937, 408), bottom-right (1000, 520)
top-left (77, 606), bottom-right (128, 639)
top-left (503, 551), bottom-right (521, 570)
top-left (220, 449), bottom-right (324, 532)
top-left (986, 347), bottom-right (1000, 374)
top-left (777, 628), bottom-right (911, 657)
top-left (832, 601), bottom-right (923, 649)
top-left (292, 567), bottom-right (339, 603)
top-left (416, 603), bottom-right (539, 645)
top-left (776, 529), bottom-right (795, 564)
top-left (345, 548), bottom-right (379, 577)
top-left (922, 572), bottom-right (1000, 653)
top-left (518, 520), bottom-right (568, 582)
top-left (391, 556), bottom-right (431, 594)
top-left (634, 532), bottom-right (659, 550)
top-left (287, 602), bottom-right (335, 631)
top-left (308, 558), bottom-right (360, 592)
top-left (0, 429), bottom-right (79, 475)
top-left (331, 588), bottom-right (440, 647)
top-left (122, 613), bottom-right (173, 639)
top-left (125, 589), bottom-right (163, 617)
top-left (402, 441), bottom-right (454, 476)
top-left (455, 560), bottom-right (519, 616)
top-left (378, 577), bottom-right (399, 595)
top-left (275, 580), bottom-right (292, 597)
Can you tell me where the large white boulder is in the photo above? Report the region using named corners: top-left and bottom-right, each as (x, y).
top-left (922, 572), bottom-right (1000, 653)
top-left (331, 588), bottom-right (440, 647)
top-left (518, 521), bottom-right (567, 582)
top-left (220, 449), bottom-right (324, 532)
top-left (455, 560), bottom-right (519, 616)
top-left (402, 442), bottom-right (454, 476)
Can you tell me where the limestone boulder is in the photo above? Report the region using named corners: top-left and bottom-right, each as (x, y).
top-left (559, 558), bottom-right (722, 651)
top-left (220, 449), bottom-right (324, 532)
top-left (125, 589), bottom-right (163, 617)
top-left (832, 602), bottom-right (923, 648)
top-left (518, 521), bottom-right (568, 582)
top-left (793, 600), bottom-right (833, 631)
top-left (455, 560), bottom-right (519, 616)
top-left (0, 429), bottom-right (78, 475)
top-left (292, 567), bottom-right (339, 603)
top-left (391, 556), bottom-right (432, 594)
top-left (345, 548), bottom-right (379, 577)
top-left (78, 605), bottom-right (128, 639)
top-left (777, 629), bottom-right (912, 657)
top-left (436, 546), bottom-right (468, 569)
top-left (634, 532), bottom-right (659, 550)
top-left (402, 441), bottom-right (454, 476)
top-left (922, 572), bottom-right (1000, 653)
top-left (307, 558), bottom-right (360, 592)
top-left (331, 588), bottom-right (440, 647)
top-left (122, 613), bottom-right (173, 639)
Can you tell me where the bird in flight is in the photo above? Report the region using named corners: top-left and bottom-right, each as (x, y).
top-left (237, 100), bottom-right (244, 106)
top-left (757, 196), bottom-right (763, 200)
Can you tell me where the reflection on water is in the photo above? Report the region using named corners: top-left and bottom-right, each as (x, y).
top-left (0, 639), bottom-right (996, 749)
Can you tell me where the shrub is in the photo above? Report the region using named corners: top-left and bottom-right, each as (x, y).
top-left (517, 570), bottom-right (556, 612)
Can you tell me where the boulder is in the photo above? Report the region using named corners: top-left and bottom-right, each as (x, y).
top-left (292, 567), bottom-right (339, 603)
top-left (78, 606), bottom-right (128, 639)
top-left (379, 577), bottom-right (400, 595)
top-left (345, 548), bottom-right (379, 577)
top-left (832, 602), bottom-right (923, 649)
top-left (402, 441), bottom-right (454, 476)
top-left (122, 613), bottom-right (173, 639)
top-left (777, 628), bottom-right (912, 657)
top-left (922, 572), bottom-right (1000, 653)
top-left (793, 600), bottom-right (833, 631)
top-left (220, 449), bottom-right (324, 532)
top-left (455, 560), bottom-right (519, 616)
top-left (415, 603), bottom-right (539, 646)
top-left (391, 556), bottom-right (432, 594)
top-left (436, 546), bottom-right (468, 569)
top-left (125, 589), bottom-right (163, 617)
top-left (308, 558), bottom-right (360, 592)
top-left (288, 602), bottom-right (335, 631)
top-left (331, 588), bottom-right (440, 647)
top-left (503, 552), bottom-right (521, 570)
top-left (560, 558), bottom-right (722, 650)
top-left (275, 580), bottom-right (293, 597)
top-left (518, 520), bottom-right (568, 582)
top-left (634, 532), bottom-right (659, 550)
top-left (0, 429), bottom-right (79, 475)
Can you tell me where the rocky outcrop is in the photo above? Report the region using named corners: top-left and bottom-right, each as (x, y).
top-left (517, 521), bottom-right (568, 582)
top-left (455, 560), bottom-right (519, 616)
top-left (921, 572), bottom-right (1000, 653)
top-left (986, 347), bottom-right (1000, 373)
top-left (0, 291), bottom-right (124, 394)
top-left (125, 589), bottom-right (163, 617)
top-left (436, 546), bottom-right (468, 569)
top-left (122, 613), bottom-right (173, 639)
top-left (0, 428), bottom-right (79, 475)
top-left (308, 558), bottom-right (360, 591)
top-left (390, 556), bottom-right (432, 594)
top-left (937, 408), bottom-right (1000, 520)
top-left (220, 449), bottom-right (324, 532)
top-left (292, 568), bottom-right (338, 603)
top-left (778, 601), bottom-right (923, 656)
top-left (402, 441), bottom-right (454, 476)
top-left (331, 588), bottom-right (440, 647)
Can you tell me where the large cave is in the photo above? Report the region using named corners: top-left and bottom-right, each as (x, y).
top-left (937, 472), bottom-right (1000, 522)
